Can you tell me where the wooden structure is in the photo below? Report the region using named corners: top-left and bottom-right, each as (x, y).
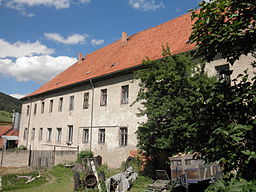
top-left (169, 154), bottom-right (221, 187)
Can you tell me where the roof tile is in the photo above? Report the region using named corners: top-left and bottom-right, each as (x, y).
top-left (26, 11), bottom-right (196, 98)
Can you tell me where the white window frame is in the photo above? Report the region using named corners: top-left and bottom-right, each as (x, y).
top-left (98, 129), bottom-right (105, 144)
top-left (119, 127), bottom-right (128, 146)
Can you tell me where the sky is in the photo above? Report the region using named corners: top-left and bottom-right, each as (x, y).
top-left (0, 0), bottom-right (201, 99)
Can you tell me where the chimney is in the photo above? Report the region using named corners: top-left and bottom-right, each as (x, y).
top-left (121, 32), bottom-right (128, 44)
top-left (78, 53), bottom-right (83, 64)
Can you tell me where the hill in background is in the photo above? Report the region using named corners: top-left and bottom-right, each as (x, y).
top-left (0, 92), bottom-right (22, 113)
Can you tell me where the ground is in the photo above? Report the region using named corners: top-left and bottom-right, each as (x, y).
top-left (1, 165), bottom-right (152, 192)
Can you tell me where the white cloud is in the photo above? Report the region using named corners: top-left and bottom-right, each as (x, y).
top-left (44, 33), bottom-right (88, 45)
top-left (0, 39), bottom-right (54, 58)
top-left (9, 93), bottom-right (25, 99)
top-left (0, 55), bottom-right (77, 83)
top-left (90, 39), bottom-right (104, 46)
top-left (4, 0), bottom-right (91, 16)
top-left (129, 0), bottom-right (164, 11)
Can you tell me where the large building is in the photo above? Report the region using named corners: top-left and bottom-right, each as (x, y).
top-left (19, 12), bottom-right (255, 167)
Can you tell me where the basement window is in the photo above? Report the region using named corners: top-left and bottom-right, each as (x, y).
top-left (98, 129), bottom-right (105, 144)
top-left (119, 127), bottom-right (128, 146)
top-left (100, 89), bottom-right (107, 106)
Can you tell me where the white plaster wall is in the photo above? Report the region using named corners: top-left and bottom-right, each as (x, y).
top-left (19, 72), bottom-right (146, 168)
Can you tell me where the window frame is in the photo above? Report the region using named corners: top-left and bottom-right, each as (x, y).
top-left (23, 128), bottom-right (28, 140)
top-left (69, 95), bottom-right (75, 110)
top-left (26, 105), bottom-right (30, 116)
top-left (56, 128), bottom-right (62, 142)
top-left (121, 85), bottom-right (129, 104)
top-left (31, 128), bottom-right (35, 140)
top-left (98, 129), bottom-right (105, 144)
top-left (41, 102), bottom-right (45, 114)
top-left (33, 104), bottom-right (37, 115)
top-left (39, 128), bottom-right (43, 141)
top-left (82, 128), bottom-right (89, 143)
top-left (49, 99), bottom-right (53, 113)
top-left (100, 89), bottom-right (107, 106)
top-left (58, 97), bottom-right (63, 112)
top-left (67, 125), bottom-right (73, 142)
top-left (119, 127), bottom-right (128, 146)
top-left (83, 92), bottom-right (89, 109)
top-left (47, 128), bottom-right (52, 142)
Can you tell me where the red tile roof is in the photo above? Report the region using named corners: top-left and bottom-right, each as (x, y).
top-left (0, 124), bottom-right (19, 148)
top-left (25, 11), bottom-right (196, 98)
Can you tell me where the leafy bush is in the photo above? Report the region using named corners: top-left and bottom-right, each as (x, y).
top-left (205, 177), bottom-right (256, 192)
top-left (77, 150), bottom-right (94, 163)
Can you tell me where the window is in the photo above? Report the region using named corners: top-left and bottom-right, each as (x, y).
top-left (26, 105), bottom-right (30, 116)
top-left (98, 129), bottom-right (105, 144)
top-left (82, 129), bottom-right (89, 143)
top-left (215, 64), bottom-right (232, 82)
top-left (56, 128), bottom-right (62, 142)
top-left (31, 128), bottom-right (35, 140)
top-left (47, 128), bottom-right (52, 142)
top-left (34, 104), bottom-right (37, 114)
top-left (67, 125), bottom-right (73, 142)
top-left (100, 89), bottom-right (107, 106)
top-left (39, 128), bottom-right (43, 141)
top-left (49, 99), bottom-right (53, 113)
top-left (41, 102), bottom-right (45, 114)
top-left (69, 96), bottom-right (74, 110)
top-left (58, 97), bottom-right (63, 112)
top-left (23, 128), bottom-right (28, 140)
top-left (121, 85), bottom-right (129, 104)
top-left (83, 92), bottom-right (89, 109)
top-left (119, 127), bottom-right (128, 146)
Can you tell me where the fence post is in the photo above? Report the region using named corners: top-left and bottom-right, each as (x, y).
top-left (0, 148), bottom-right (4, 167)
top-left (53, 146), bottom-right (56, 166)
top-left (28, 145), bottom-right (32, 167)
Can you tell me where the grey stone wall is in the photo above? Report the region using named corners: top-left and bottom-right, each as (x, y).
top-left (0, 150), bottom-right (29, 167)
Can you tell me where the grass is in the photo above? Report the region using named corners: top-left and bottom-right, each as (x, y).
top-left (0, 110), bottom-right (12, 122)
top-left (3, 163), bottom-right (153, 192)
top-left (2, 169), bottom-right (47, 191)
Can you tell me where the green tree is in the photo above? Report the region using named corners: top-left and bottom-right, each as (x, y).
top-left (190, 0), bottom-right (256, 65)
top-left (135, 48), bottom-right (215, 157)
top-left (189, 0), bottom-right (256, 181)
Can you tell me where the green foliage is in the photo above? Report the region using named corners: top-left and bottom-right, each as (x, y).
top-left (77, 150), bottom-right (94, 163)
top-left (192, 73), bottom-right (256, 180)
top-left (0, 92), bottom-right (22, 113)
top-left (190, 0), bottom-right (256, 65)
top-left (205, 176), bottom-right (256, 192)
top-left (135, 48), bottom-right (215, 157)
top-left (0, 110), bottom-right (12, 122)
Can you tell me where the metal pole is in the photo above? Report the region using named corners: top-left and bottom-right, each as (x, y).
top-left (89, 79), bottom-right (95, 152)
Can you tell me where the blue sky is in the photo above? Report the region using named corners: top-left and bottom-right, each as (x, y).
top-left (0, 0), bottom-right (200, 98)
